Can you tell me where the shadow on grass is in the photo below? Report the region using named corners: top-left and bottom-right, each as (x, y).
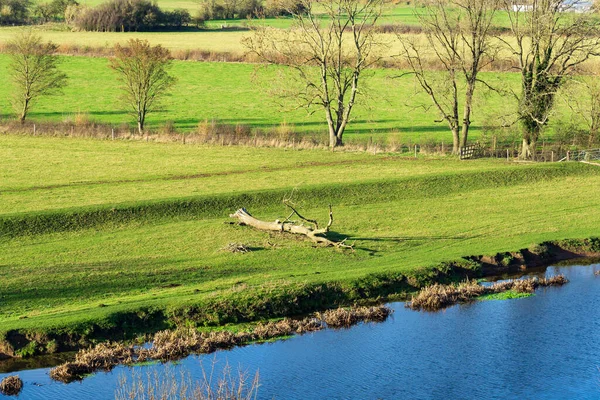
top-left (348, 235), bottom-right (479, 243)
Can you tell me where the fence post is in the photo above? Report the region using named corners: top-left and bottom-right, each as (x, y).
top-left (551, 151), bottom-right (554, 162)
top-left (567, 151), bottom-right (570, 161)
top-left (506, 148), bottom-right (509, 162)
top-left (33, 124), bottom-right (36, 135)
top-left (414, 145), bottom-right (417, 158)
top-left (111, 129), bottom-right (115, 140)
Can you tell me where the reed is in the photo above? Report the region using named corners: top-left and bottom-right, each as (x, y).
top-left (319, 306), bottom-right (393, 328)
top-left (0, 376), bottom-right (23, 396)
top-left (408, 275), bottom-right (569, 311)
top-left (115, 361), bottom-right (260, 400)
top-left (49, 305), bottom-right (391, 382)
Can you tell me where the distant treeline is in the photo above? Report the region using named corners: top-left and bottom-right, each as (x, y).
top-left (0, 0), bottom-right (307, 30)
top-left (0, 0), bottom-right (78, 24)
top-left (197, 0), bottom-right (306, 20)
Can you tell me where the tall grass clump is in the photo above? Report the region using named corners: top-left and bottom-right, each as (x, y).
top-left (0, 376), bottom-right (23, 396)
top-left (407, 275), bottom-right (569, 311)
top-left (115, 362), bottom-right (259, 400)
top-left (318, 306), bottom-right (392, 328)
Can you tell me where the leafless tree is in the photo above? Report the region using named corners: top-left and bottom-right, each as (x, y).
top-left (500, 0), bottom-right (600, 159)
top-left (109, 39), bottom-right (175, 135)
top-left (561, 67), bottom-right (600, 147)
top-left (244, 0), bottom-right (384, 148)
top-left (7, 30), bottom-right (67, 124)
top-left (398, 0), bottom-right (499, 154)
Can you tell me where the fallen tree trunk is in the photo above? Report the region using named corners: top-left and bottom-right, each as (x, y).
top-left (229, 206), bottom-right (352, 249)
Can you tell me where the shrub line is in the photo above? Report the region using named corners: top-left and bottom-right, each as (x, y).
top-left (1, 162), bottom-right (595, 238)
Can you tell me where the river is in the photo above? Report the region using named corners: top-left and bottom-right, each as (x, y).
top-left (2, 263), bottom-right (600, 399)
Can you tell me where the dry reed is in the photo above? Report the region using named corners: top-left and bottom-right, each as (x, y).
top-left (49, 305), bottom-right (390, 382)
top-left (0, 376), bottom-right (23, 396)
top-left (114, 361), bottom-right (260, 400)
top-left (319, 306), bottom-right (392, 328)
top-left (408, 275), bottom-right (569, 311)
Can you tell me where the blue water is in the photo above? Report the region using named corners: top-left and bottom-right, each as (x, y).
top-left (2, 264), bottom-right (600, 399)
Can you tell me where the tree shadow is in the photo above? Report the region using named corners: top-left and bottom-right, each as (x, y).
top-left (348, 235), bottom-right (479, 243)
top-left (28, 110), bottom-right (129, 118)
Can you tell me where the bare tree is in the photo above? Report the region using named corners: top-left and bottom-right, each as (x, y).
top-left (561, 67), bottom-right (600, 147)
top-left (500, 0), bottom-right (600, 159)
top-left (398, 0), bottom-right (499, 154)
top-left (109, 39), bottom-right (175, 135)
top-left (244, 0), bottom-right (384, 148)
top-left (7, 30), bottom-right (67, 124)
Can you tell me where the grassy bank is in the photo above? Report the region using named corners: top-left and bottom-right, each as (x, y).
top-left (1, 135), bottom-right (600, 355)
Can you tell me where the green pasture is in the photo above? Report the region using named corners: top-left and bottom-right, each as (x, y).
top-left (0, 54), bottom-right (523, 144)
top-left (1, 136), bottom-right (600, 335)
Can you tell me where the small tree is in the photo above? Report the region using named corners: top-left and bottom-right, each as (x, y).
top-left (500, 0), bottom-right (600, 159)
top-left (7, 31), bottom-right (67, 124)
top-left (244, 0), bottom-right (384, 148)
top-left (398, 0), bottom-right (499, 154)
top-left (110, 39), bottom-right (175, 134)
top-left (561, 68), bottom-right (600, 147)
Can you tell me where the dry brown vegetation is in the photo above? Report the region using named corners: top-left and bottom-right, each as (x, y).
top-left (0, 119), bottom-right (521, 156)
top-left (49, 305), bottom-right (391, 383)
top-left (0, 375), bottom-right (23, 396)
top-left (115, 361), bottom-right (260, 400)
top-left (0, 119), bottom-right (404, 153)
top-left (407, 275), bottom-right (569, 311)
top-left (318, 306), bottom-right (392, 328)
top-left (0, 40), bottom-right (523, 72)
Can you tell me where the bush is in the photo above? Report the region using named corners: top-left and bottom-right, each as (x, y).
top-left (73, 0), bottom-right (189, 32)
top-left (162, 8), bottom-right (190, 28)
top-left (0, 0), bottom-right (31, 25)
top-left (198, 0), bottom-right (268, 20)
top-left (34, 0), bottom-right (78, 22)
top-left (264, 0), bottom-right (306, 16)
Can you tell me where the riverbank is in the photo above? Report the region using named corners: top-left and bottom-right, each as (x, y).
top-left (1, 239), bottom-right (598, 361)
top-left (3, 262), bottom-right (599, 400)
top-left (2, 136), bottom-right (600, 362)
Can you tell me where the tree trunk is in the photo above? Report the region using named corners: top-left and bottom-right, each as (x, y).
top-left (325, 109), bottom-right (342, 148)
top-left (460, 85), bottom-right (475, 149)
top-left (20, 100), bottom-right (29, 124)
top-left (137, 120), bottom-right (144, 135)
top-left (452, 126), bottom-right (460, 154)
top-left (328, 126), bottom-right (338, 149)
top-left (521, 137), bottom-right (536, 160)
top-left (230, 208), bottom-right (352, 248)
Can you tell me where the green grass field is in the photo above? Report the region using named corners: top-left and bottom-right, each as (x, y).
top-left (0, 54), bottom-right (523, 144)
top-left (1, 135), bottom-right (600, 338)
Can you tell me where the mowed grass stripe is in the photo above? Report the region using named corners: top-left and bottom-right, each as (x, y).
top-left (0, 162), bottom-right (596, 238)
